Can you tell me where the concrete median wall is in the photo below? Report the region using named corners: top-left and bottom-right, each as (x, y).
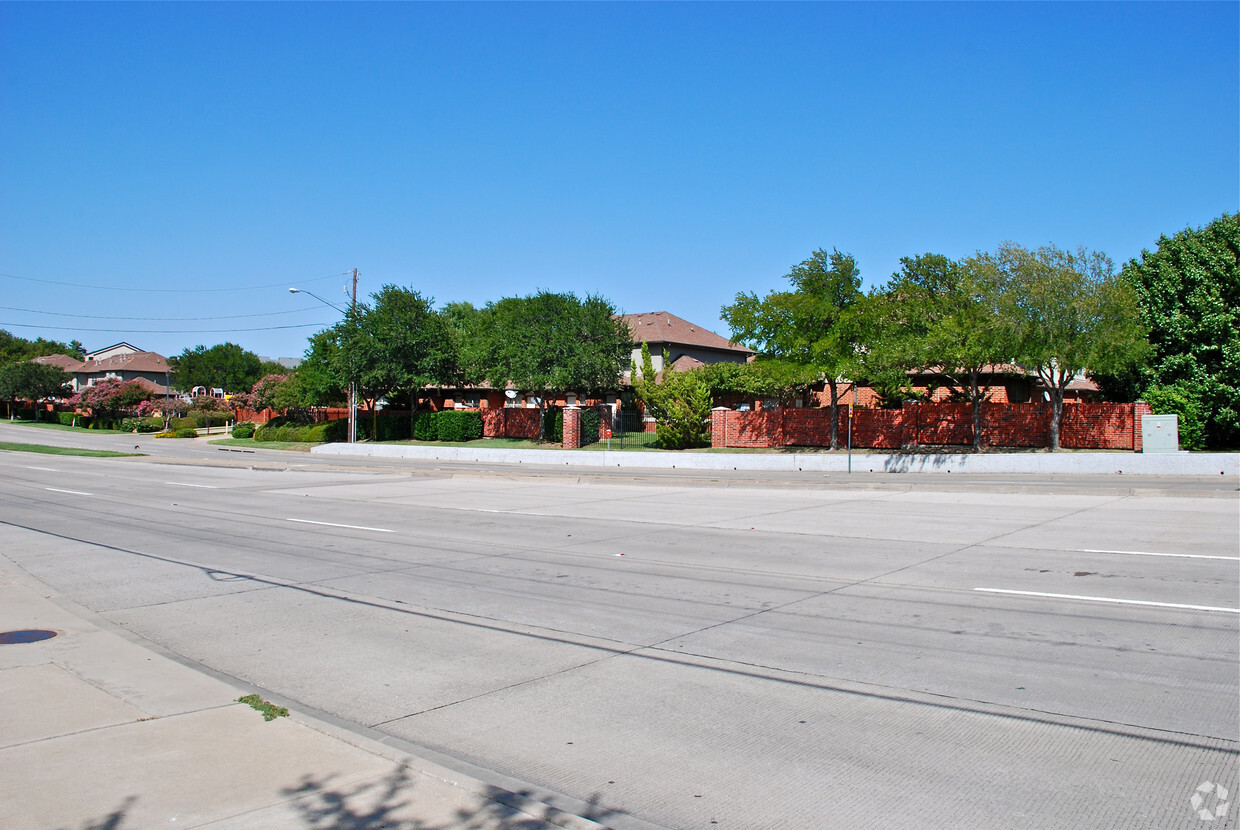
top-left (312, 443), bottom-right (1239, 477)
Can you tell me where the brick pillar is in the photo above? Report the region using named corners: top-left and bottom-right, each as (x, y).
top-left (1133, 401), bottom-right (1151, 452)
top-left (711, 407), bottom-right (729, 448)
top-left (563, 405), bottom-right (581, 449)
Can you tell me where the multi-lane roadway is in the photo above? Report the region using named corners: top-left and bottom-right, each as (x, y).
top-left (1, 423), bottom-right (1236, 828)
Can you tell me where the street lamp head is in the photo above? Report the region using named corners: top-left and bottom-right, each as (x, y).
top-left (288, 288), bottom-right (300, 294)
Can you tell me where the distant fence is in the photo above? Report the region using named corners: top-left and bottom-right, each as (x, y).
top-left (712, 402), bottom-right (1153, 451)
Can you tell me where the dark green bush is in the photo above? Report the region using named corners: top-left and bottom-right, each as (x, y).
top-left (579, 408), bottom-right (601, 446)
top-left (434, 410), bottom-right (483, 442)
top-left (120, 417), bottom-right (164, 433)
top-left (231, 422), bottom-right (256, 439)
top-left (57, 412), bottom-right (80, 426)
top-left (190, 410), bottom-right (232, 428)
top-left (355, 413), bottom-right (413, 442)
top-left (412, 411), bottom-right (436, 441)
top-left (169, 417), bottom-right (196, 431)
top-left (542, 407), bottom-right (563, 443)
top-left (254, 417), bottom-right (337, 443)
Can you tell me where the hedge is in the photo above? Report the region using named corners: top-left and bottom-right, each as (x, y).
top-left (580, 407), bottom-right (600, 447)
top-left (120, 416), bottom-right (165, 433)
top-left (542, 407), bottom-right (563, 443)
top-left (231, 422), bottom-right (256, 439)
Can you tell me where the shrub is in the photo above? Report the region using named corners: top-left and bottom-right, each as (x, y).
top-left (579, 408), bottom-right (601, 447)
top-left (434, 410), bottom-right (483, 442)
top-left (542, 406), bottom-right (563, 443)
top-left (254, 416), bottom-right (337, 443)
top-left (169, 417), bottom-right (196, 431)
top-left (190, 410), bottom-right (231, 428)
top-left (412, 411), bottom-right (436, 441)
top-left (155, 428), bottom-right (199, 439)
top-left (1143, 384), bottom-right (1206, 451)
top-left (57, 412), bottom-right (82, 427)
top-left (355, 413), bottom-right (412, 442)
top-left (120, 417), bottom-right (165, 433)
top-left (231, 422), bottom-right (256, 439)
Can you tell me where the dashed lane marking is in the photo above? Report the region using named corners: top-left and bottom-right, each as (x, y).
top-left (974, 588), bottom-right (1239, 614)
top-left (287, 518), bottom-right (394, 533)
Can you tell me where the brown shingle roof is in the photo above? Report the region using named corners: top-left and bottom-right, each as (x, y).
top-left (621, 312), bottom-right (753, 355)
top-left (83, 351), bottom-right (169, 373)
top-left (32, 354), bottom-right (84, 372)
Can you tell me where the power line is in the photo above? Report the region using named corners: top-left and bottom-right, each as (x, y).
top-left (0, 304), bottom-right (326, 322)
top-left (0, 322), bottom-right (330, 334)
top-left (0, 270), bottom-right (352, 293)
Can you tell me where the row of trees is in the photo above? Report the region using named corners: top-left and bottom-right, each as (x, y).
top-left (720, 215), bottom-right (1237, 451)
top-left (260, 287), bottom-right (633, 436)
top-left (723, 243), bottom-right (1149, 451)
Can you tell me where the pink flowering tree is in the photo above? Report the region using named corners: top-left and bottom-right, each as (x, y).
top-left (76, 379), bottom-right (153, 415)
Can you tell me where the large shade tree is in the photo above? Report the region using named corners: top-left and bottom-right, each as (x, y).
top-left (864, 253), bottom-right (1008, 450)
top-left (722, 248), bottom-right (864, 449)
top-left (299, 286), bottom-right (456, 434)
top-left (170, 343), bottom-right (270, 394)
top-left (0, 330), bottom-right (83, 363)
top-left (1115, 213), bottom-right (1239, 449)
top-left (470, 291), bottom-right (632, 406)
top-left (0, 361), bottom-right (72, 418)
top-left (979, 243), bottom-right (1149, 451)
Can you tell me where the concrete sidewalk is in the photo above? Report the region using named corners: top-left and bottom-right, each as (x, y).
top-left (0, 559), bottom-right (611, 830)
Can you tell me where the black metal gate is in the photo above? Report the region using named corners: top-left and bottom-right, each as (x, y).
top-left (611, 409), bottom-right (658, 449)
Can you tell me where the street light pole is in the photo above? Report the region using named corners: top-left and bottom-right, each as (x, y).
top-left (289, 286), bottom-right (356, 444)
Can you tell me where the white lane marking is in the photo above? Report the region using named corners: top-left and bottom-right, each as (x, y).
top-left (25, 466), bottom-right (59, 472)
top-left (975, 588), bottom-right (1239, 614)
top-left (1078, 548), bottom-right (1238, 562)
top-left (165, 482), bottom-right (218, 489)
top-left (46, 487), bottom-right (92, 496)
top-left (287, 518), bottom-right (393, 533)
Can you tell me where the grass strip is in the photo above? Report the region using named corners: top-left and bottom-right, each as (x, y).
top-left (0, 442), bottom-right (143, 458)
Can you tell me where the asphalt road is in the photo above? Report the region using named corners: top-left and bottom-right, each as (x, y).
top-left (1, 423), bottom-right (1237, 829)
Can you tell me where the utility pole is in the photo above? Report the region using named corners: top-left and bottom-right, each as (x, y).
top-left (348, 268), bottom-right (359, 445)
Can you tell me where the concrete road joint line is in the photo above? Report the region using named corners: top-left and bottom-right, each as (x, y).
top-left (635, 643), bottom-right (1240, 749)
top-left (974, 588), bottom-right (1240, 614)
top-left (164, 481), bottom-right (218, 488)
top-left (286, 517), bottom-right (394, 533)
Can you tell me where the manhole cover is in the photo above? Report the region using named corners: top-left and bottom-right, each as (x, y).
top-left (0, 629), bottom-right (58, 644)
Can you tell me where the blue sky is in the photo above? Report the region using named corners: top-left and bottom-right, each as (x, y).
top-left (2, 2), bottom-right (1236, 361)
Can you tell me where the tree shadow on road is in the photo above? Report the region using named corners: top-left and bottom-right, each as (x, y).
top-left (281, 762), bottom-right (622, 829)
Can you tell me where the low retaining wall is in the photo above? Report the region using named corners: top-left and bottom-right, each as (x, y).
top-left (311, 443), bottom-right (1239, 477)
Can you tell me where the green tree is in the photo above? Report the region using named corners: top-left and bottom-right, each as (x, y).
top-left (865, 253), bottom-right (1008, 450)
top-left (170, 343), bottom-right (265, 394)
top-left (722, 248), bottom-right (864, 449)
top-left (979, 243), bottom-right (1149, 451)
top-left (471, 291), bottom-right (632, 408)
top-left (0, 330), bottom-right (83, 363)
top-left (694, 359), bottom-right (819, 407)
top-left (1115, 213), bottom-right (1239, 449)
top-left (297, 330), bottom-right (349, 409)
top-left (631, 342), bottom-right (712, 449)
top-left (0, 361), bottom-right (72, 418)
top-left (357, 285), bottom-right (455, 434)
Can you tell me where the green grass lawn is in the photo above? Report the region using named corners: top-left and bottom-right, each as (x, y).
top-left (0, 441), bottom-right (143, 458)
top-left (3, 419), bottom-right (130, 434)
top-left (209, 437), bottom-right (316, 452)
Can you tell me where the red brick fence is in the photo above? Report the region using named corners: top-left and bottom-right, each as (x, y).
top-left (711, 402), bottom-right (1153, 451)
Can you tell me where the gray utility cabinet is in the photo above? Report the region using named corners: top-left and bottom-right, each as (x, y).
top-left (1141, 413), bottom-right (1179, 453)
